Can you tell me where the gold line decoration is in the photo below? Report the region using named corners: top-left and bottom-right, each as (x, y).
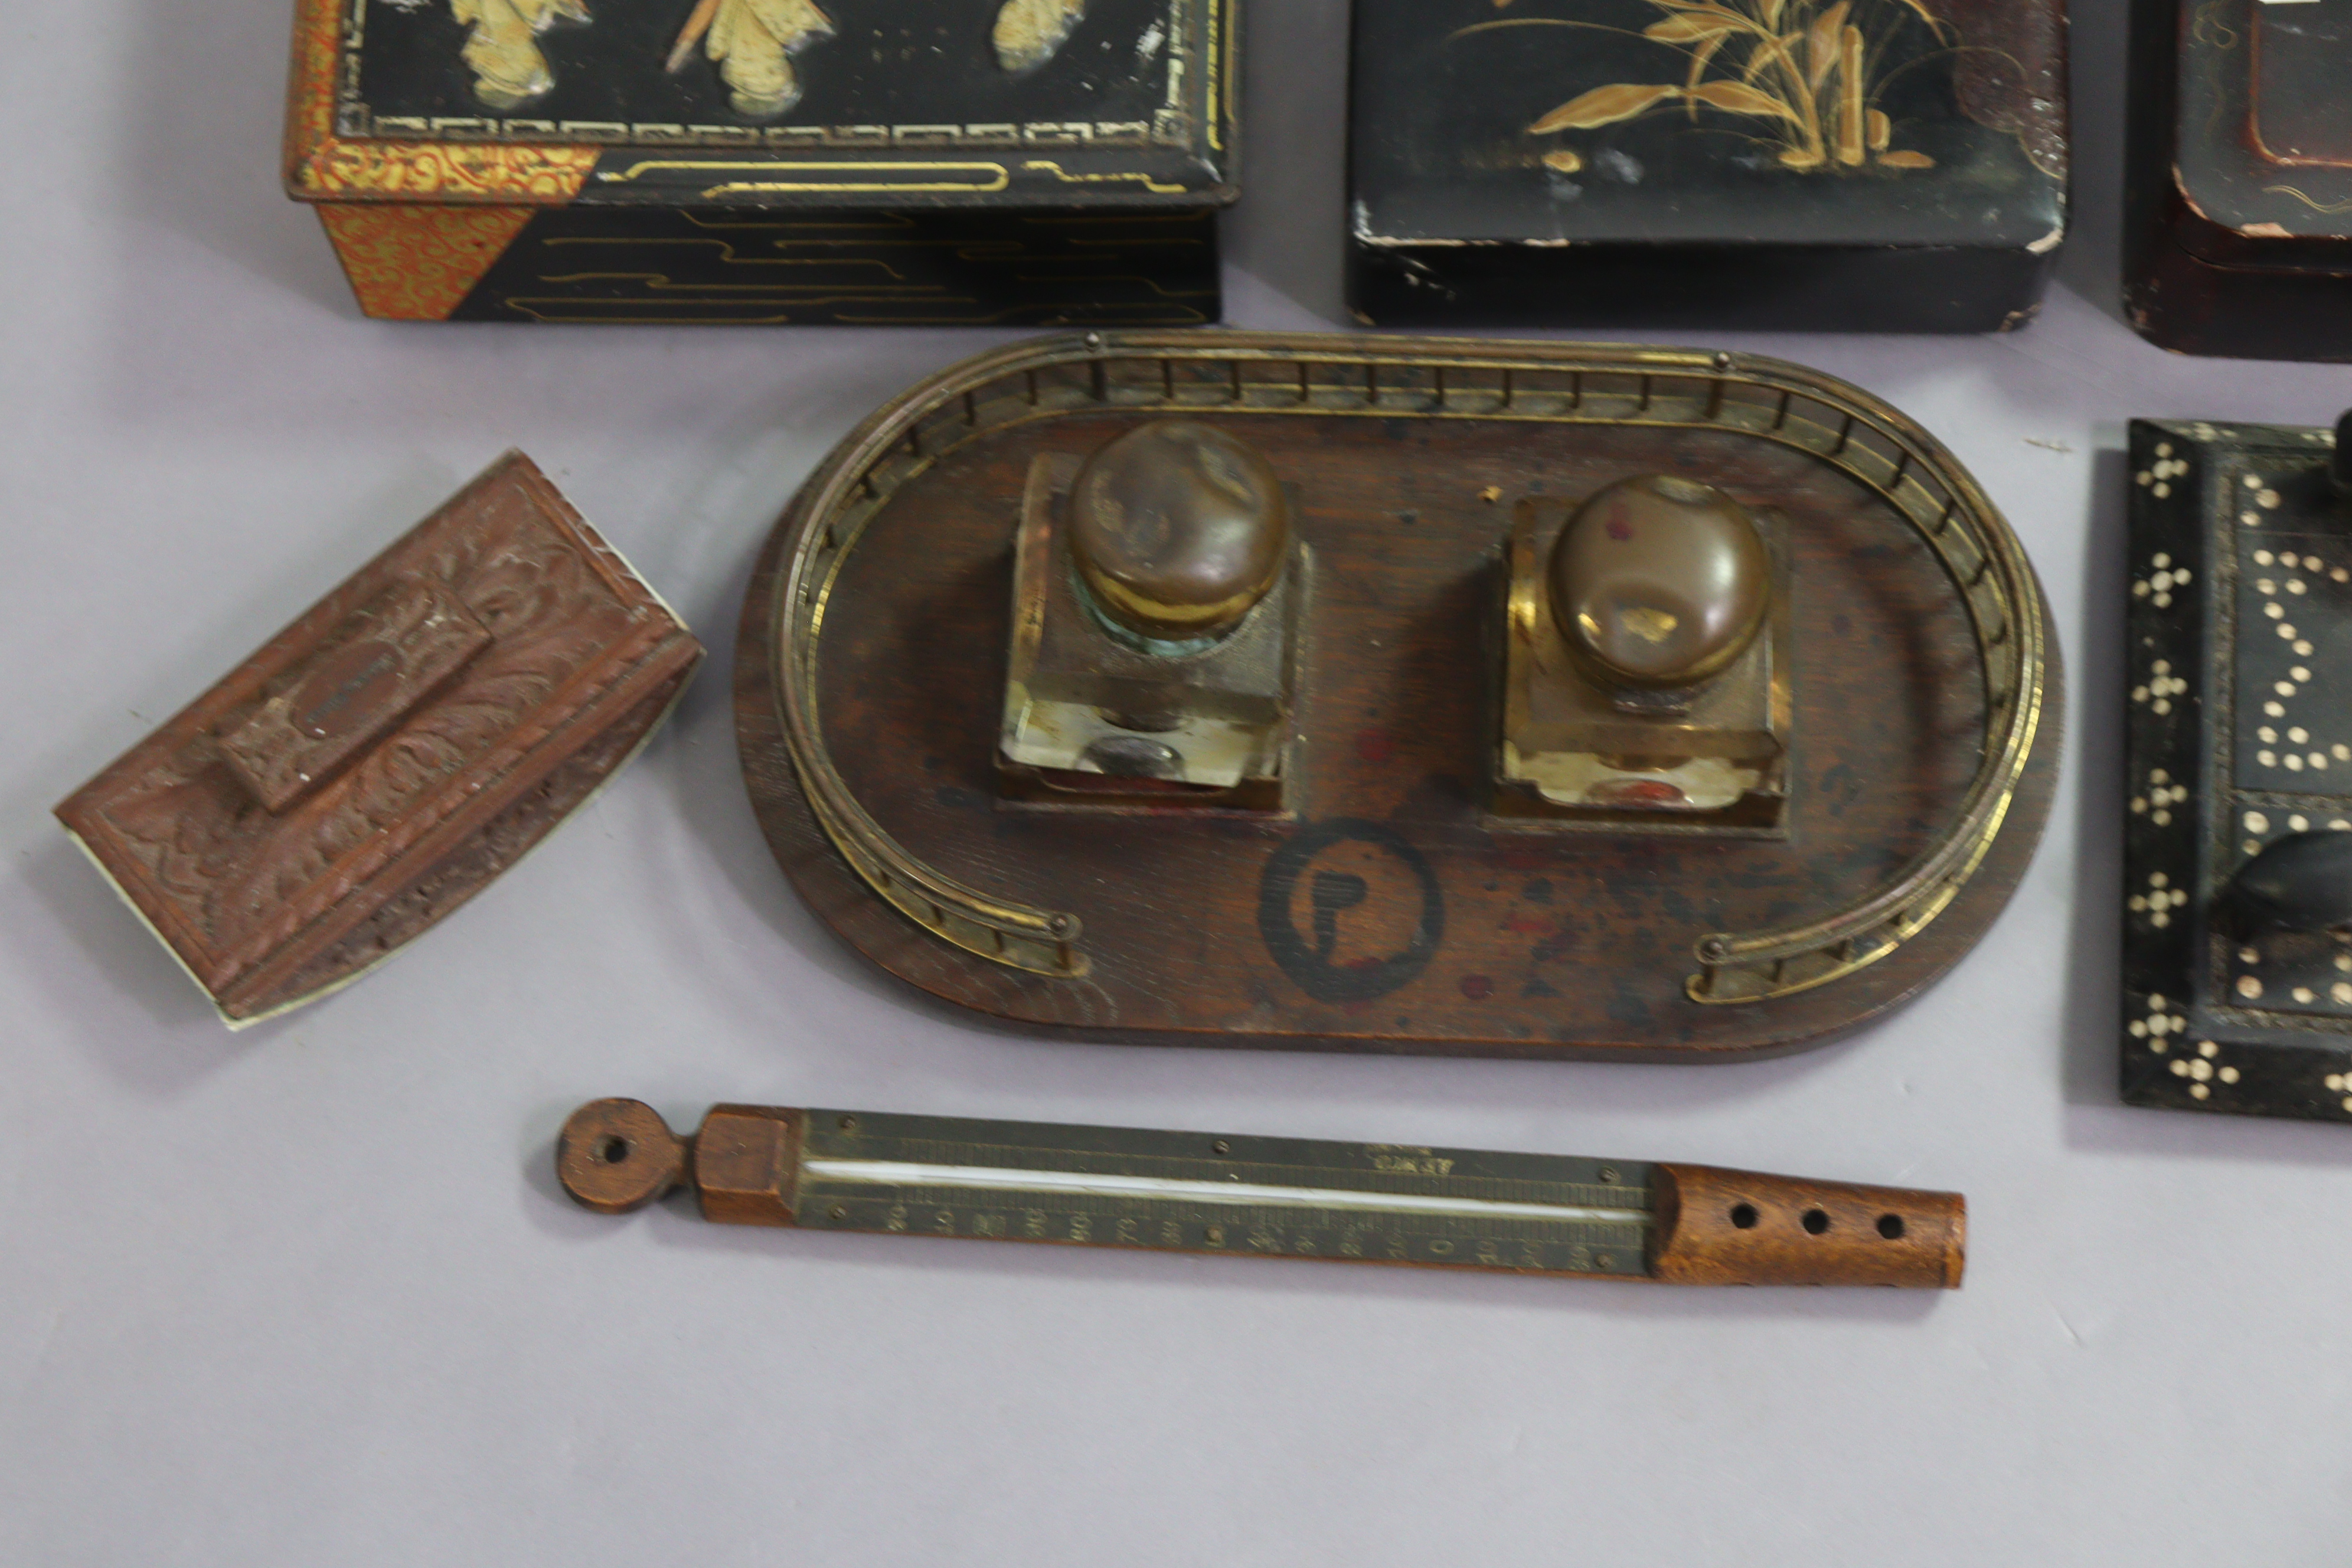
top-left (995, 0), bottom-right (1090, 71)
top-left (1023, 159), bottom-right (1191, 193)
top-left (2263, 184), bottom-right (2352, 215)
top-left (594, 158), bottom-right (1012, 194)
top-left (1500, 0), bottom-right (1943, 173)
top-left (1213, 0), bottom-right (1231, 152)
top-left (452, 0), bottom-right (587, 110)
top-left (318, 204), bottom-right (535, 318)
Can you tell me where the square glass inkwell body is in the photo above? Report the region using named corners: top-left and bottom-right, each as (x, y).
top-left (1495, 475), bottom-right (1791, 834)
top-left (999, 421), bottom-right (1308, 812)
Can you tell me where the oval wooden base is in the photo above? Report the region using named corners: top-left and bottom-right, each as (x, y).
top-left (736, 344), bottom-right (2060, 1060)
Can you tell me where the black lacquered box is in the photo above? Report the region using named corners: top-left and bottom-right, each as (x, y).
top-left (1347, 0), bottom-right (2067, 332)
top-left (2125, 0), bottom-right (2352, 361)
top-left (285, 0), bottom-right (1237, 324)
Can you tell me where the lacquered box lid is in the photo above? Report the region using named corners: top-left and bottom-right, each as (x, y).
top-left (1351, 0), bottom-right (2064, 254)
top-left (2166, 0), bottom-right (2352, 257)
top-left (56, 453), bottom-right (702, 1026)
top-left (287, 0), bottom-right (1238, 212)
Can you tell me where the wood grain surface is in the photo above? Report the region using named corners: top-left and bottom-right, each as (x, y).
top-left (737, 402), bottom-right (2060, 1059)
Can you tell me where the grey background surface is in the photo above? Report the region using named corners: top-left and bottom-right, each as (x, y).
top-left (6, 1), bottom-right (2352, 1563)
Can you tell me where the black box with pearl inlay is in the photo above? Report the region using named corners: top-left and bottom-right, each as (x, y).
top-left (2123, 414), bottom-right (2352, 1123)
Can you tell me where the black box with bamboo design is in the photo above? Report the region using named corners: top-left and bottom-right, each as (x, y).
top-left (1346, 0), bottom-right (2066, 334)
top-left (285, 0), bottom-right (1237, 325)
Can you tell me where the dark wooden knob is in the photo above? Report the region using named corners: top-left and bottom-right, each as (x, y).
top-left (1070, 420), bottom-right (1291, 642)
top-left (556, 1099), bottom-right (686, 1214)
top-left (2224, 831), bottom-right (2352, 934)
top-left (1549, 474), bottom-right (1769, 687)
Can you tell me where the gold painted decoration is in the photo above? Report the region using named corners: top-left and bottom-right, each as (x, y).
top-left (303, 139), bottom-right (602, 200)
top-left (994, 0), bottom-right (1090, 71)
top-left (317, 205), bottom-right (537, 319)
top-left (284, 0), bottom-right (596, 204)
top-left (1522, 0), bottom-right (1943, 172)
top-left (453, 0), bottom-right (590, 109)
top-left (667, 0), bottom-right (836, 117)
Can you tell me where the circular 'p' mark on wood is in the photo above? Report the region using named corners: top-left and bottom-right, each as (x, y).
top-left (1257, 820), bottom-right (1445, 1004)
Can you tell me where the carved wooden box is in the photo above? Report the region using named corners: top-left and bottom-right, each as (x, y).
top-left (1347, 0), bottom-right (2069, 332)
top-left (55, 453), bottom-right (703, 1025)
top-left (282, 0), bottom-right (1237, 324)
top-left (2125, 0), bottom-right (2352, 360)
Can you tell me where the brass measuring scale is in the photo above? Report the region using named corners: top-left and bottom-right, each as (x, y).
top-left (558, 1100), bottom-right (1964, 1288)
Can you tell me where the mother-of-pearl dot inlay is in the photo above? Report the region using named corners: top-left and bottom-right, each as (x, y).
top-left (2138, 456), bottom-right (2191, 499)
top-left (2245, 810), bottom-right (2270, 832)
top-left (2131, 768), bottom-right (2188, 824)
top-left (2134, 553), bottom-right (2193, 609)
top-left (2239, 974), bottom-right (2265, 998)
top-left (2133, 994), bottom-right (2189, 1048)
top-left (2132, 661), bottom-right (2189, 716)
top-left (2168, 1040), bottom-right (2239, 1099)
top-left (2128, 869), bottom-right (2190, 926)
top-left (2326, 1072), bottom-right (2352, 1115)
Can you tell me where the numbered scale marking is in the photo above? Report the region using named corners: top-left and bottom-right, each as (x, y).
top-left (556, 1099), bottom-right (1968, 1289)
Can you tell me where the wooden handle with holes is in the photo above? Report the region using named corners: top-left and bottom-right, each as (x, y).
top-left (1648, 1164), bottom-right (1965, 1287)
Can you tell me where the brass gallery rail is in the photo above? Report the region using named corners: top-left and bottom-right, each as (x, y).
top-left (759, 331), bottom-right (2047, 1007)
